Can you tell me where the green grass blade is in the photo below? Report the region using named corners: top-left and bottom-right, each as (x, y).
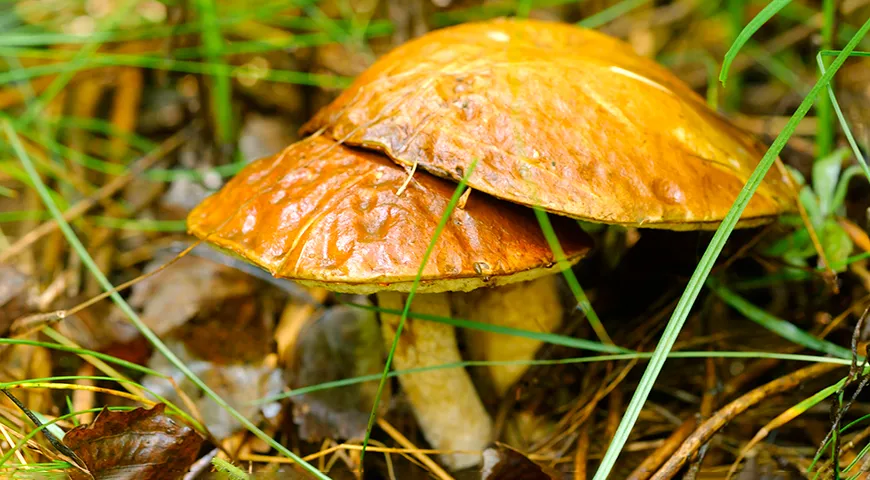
top-left (194, 0), bottom-right (233, 144)
top-left (534, 208), bottom-right (613, 345)
top-left (577, 0), bottom-right (649, 29)
top-left (816, 0), bottom-right (837, 158)
top-left (817, 50), bottom-right (870, 183)
top-left (719, 0), bottom-right (791, 86)
top-left (342, 301), bottom-right (629, 354)
top-left (0, 50), bottom-right (351, 89)
top-left (708, 278), bottom-right (855, 359)
top-left (593, 17), bottom-right (870, 479)
top-left (2, 120), bottom-right (331, 480)
top-left (257, 351), bottom-right (852, 404)
top-left (89, 217), bottom-right (187, 232)
top-left (360, 159), bottom-right (479, 467)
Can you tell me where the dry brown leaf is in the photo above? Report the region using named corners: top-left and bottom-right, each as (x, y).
top-left (289, 302), bottom-right (386, 442)
top-left (64, 404), bottom-right (203, 480)
top-left (0, 265), bottom-right (31, 335)
top-left (142, 340), bottom-right (283, 440)
top-left (128, 254), bottom-right (256, 336)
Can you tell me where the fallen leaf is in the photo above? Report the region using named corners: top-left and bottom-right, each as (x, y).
top-left (481, 445), bottom-right (560, 480)
top-left (128, 254), bottom-right (256, 336)
top-left (64, 403), bottom-right (203, 480)
top-left (0, 265), bottom-right (30, 335)
top-left (142, 340), bottom-right (283, 440)
top-left (288, 301), bottom-right (387, 442)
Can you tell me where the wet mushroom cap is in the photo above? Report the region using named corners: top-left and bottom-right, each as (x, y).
top-left (187, 135), bottom-right (592, 294)
top-left (302, 18), bottom-right (795, 230)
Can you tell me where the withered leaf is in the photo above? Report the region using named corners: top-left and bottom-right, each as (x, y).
top-left (481, 445), bottom-right (560, 480)
top-left (289, 302), bottom-right (386, 442)
top-left (0, 265), bottom-right (31, 335)
top-left (128, 254), bottom-right (256, 336)
top-left (64, 404), bottom-right (203, 480)
top-left (142, 340), bottom-right (284, 440)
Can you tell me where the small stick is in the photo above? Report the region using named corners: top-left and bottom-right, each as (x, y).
top-left (0, 389), bottom-right (86, 472)
top-left (376, 418), bottom-right (455, 480)
top-left (573, 424), bottom-right (589, 480)
top-left (626, 416), bottom-right (698, 480)
top-left (651, 362), bottom-right (843, 480)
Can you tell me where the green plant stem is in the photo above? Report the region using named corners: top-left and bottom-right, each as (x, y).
top-left (592, 16), bottom-right (870, 479)
top-left (259, 351), bottom-right (852, 404)
top-left (817, 0), bottom-right (837, 158)
top-left (194, 0), bottom-right (233, 144)
top-left (577, 0), bottom-right (649, 28)
top-left (360, 160), bottom-right (479, 469)
top-left (2, 121), bottom-right (331, 480)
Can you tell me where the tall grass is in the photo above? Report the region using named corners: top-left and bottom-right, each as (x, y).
top-left (593, 14), bottom-right (870, 479)
top-left (4, 1), bottom-right (870, 478)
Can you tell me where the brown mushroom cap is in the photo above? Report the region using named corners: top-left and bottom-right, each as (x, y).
top-left (301, 18), bottom-right (795, 230)
top-left (187, 135), bottom-right (592, 294)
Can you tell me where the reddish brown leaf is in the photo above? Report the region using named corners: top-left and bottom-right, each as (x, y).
top-left (64, 404), bottom-right (203, 480)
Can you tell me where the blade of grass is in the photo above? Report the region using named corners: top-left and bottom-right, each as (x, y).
top-left (360, 159), bottom-right (479, 468)
top-left (729, 377), bottom-right (847, 478)
top-left (89, 217), bottom-right (187, 232)
top-left (719, 0), bottom-right (791, 86)
top-left (194, 0), bottom-right (233, 144)
top-left (816, 0), bottom-right (836, 158)
top-left (534, 208), bottom-right (613, 345)
top-left (257, 350), bottom-right (853, 404)
top-left (2, 120), bottom-right (331, 480)
top-left (577, 0), bottom-right (649, 29)
top-left (593, 17), bottom-right (870, 479)
top-left (708, 277), bottom-right (855, 359)
top-left (818, 50), bottom-right (870, 183)
top-left (341, 301), bottom-right (629, 354)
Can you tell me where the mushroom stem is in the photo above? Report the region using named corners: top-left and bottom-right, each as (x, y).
top-left (377, 291), bottom-right (493, 470)
top-left (454, 275), bottom-right (563, 397)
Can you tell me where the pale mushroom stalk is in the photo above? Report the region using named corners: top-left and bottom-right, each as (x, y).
top-left (377, 292), bottom-right (491, 470)
top-left (452, 275), bottom-right (563, 397)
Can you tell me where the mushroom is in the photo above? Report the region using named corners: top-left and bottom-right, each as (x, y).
top-left (187, 135), bottom-right (593, 469)
top-left (300, 17), bottom-right (797, 394)
top-left (302, 18), bottom-right (796, 229)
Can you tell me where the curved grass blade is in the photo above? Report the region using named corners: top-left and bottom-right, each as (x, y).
top-left (2, 120), bottom-right (332, 480)
top-left (708, 277), bottom-right (855, 359)
top-left (594, 17), bottom-right (870, 479)
top-left (817, 50), bottom-right (870, 183)
top-left (719, 0), bottom-right (792, 86)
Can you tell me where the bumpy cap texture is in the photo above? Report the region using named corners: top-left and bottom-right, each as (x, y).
top-left (302, 18), bottom-right (795, 230)
top-left (187, 135), bottom-right (592, 293)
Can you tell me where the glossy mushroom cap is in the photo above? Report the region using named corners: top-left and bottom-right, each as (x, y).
top-left (187, 136), bottom-right (592, 293)
top-left (302, 18), bottom-right (795, 230)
